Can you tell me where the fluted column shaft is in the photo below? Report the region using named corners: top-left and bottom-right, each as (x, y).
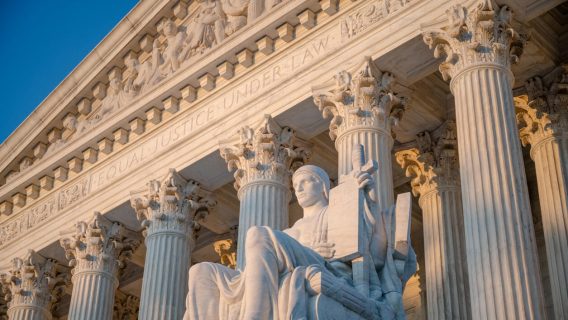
top-left (139, 222), bottom-right (191, 320)
top-left (517, 68), bottom-right (568, 318)
top-left (7, 307), bottom-right (50, 320)
top-left (336, 128), bottom-right (394, 210)
top-left (419, 186), bottom-right (470, 320)
top-left (452, 66), bottom-right (543, 318)
top-left (61, 213), bottom-right (138, 320)
top-left (236, 181), bottom-right (291, 269)
top-left (423, 2), bottom-right (544, 318)
top-left (313, 57), bottom-right (406, 212)
top-left (68, 269), bottom-right (117, 319)
top-left (130, 169), bottom-right (215, 320)
top-left (531, 135), bottom-right (568, 317)
top-left (396, 121), bottom-right (470, 320)
top-left (220, 115), bottom-right (310, 270)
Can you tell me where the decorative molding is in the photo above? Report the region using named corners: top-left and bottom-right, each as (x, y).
top-left (219, 115), bottom-right (311, 191)
top-left (395, 120), bottom-right (459, 196)
top-left (0, 0), bottom-right (419, 250)
top-left (113, 291), bottom-right (140, 320)
top-left (313, 56), bottom-right (406, 140)
top-left (516, 64), bottom-right (568, 151)
top-left (130, 169), bottom-right (216, 237)
top-left (59, 212), bottom-right (140, 276)
top-left (0, 250), bottom-right (68, 314)
top-left (341, 0), bottom-right (413, 41)
top-left (0, 178), bottom-right (89, 248)
top-left (422, 0), bottom-right (529, 81)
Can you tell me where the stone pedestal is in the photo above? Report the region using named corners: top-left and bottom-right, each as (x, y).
top-left (1, 251), bottom-right (67, 320)
top-left (60, 212), bottom-right (139, 320)
top-left (313, 57), bottom-right (406, 211)
top-left (396, 121), bottom-right (470, 320)
top-left (516, 67), bottom-right (568, 319)
top-left (220, 115), bottom-right (310, 269)
top-left (423, 2), bottom-right (544, 318)
top-left (130, 169), bottom-right (216, 320)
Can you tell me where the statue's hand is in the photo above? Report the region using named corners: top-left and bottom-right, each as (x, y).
top-left (354, 170), bottom-right (374, 192)
top-left (312, 242), bottom-right (335, 259)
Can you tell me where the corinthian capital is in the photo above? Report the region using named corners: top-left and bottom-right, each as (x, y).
top-left (0, 250), bottom-right (69, 313)
top-left (517, 65), bottom-right (568, 147)
top-left (130, 169), bottom-right (216, 235)
top-left (422, 0), bottom-right (529, 81)
top-left (396, 121), bottom-right (460, 196)
top-left (220, 115), bottom-right (311, 191)
top-left (59, 212), bottom-right (140, 275)
top-left (313, 56), bottom-right (406, 140)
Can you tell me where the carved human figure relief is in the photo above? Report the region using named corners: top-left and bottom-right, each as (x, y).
top-left (159, 20), bottom-right (187, 77)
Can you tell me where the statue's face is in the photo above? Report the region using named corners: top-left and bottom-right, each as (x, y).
top-left (293, 172), bottom-right (326, 208)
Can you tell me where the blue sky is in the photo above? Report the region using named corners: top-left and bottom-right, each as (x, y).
top-left (0, 0), bottom-right (138, 144)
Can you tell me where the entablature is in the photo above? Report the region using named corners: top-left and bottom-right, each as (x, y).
top-left (0, 0), bottom-right (565, 268)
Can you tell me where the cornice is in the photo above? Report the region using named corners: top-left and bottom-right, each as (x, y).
top-left (0, 0), bottom-right (173, 171)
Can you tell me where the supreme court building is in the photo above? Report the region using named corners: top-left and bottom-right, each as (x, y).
top-left (0, 0), bottom-right (567, 319)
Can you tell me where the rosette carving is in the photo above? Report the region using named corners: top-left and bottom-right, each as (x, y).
top-left (422, 0), bottom-right (528, 81)
top-left (59, 212), bottom-right (140, 275)
top-left (313, 57), bottom-right (406, 140)
top-left (220, 115), bottom-right (311, 191)
top-left (396, 121), bottom-right (460, 196)
top-left (130, 169), bottom-right (216, 236)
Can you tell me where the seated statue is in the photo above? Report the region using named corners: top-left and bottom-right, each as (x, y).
top-left (184, 156), bottom-right (417, 320)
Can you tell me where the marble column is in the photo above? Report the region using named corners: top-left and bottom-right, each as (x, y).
top-left (313, 57), bottom-right (406, 211)
top-left (0, 250), bottom-right (67, 320)
top-left (396, 121), bottom-right (470, 320)
top-left (220, 115), bottom-right (311, 269)
top-left (60, 212), bottom-right (139, 320)
top-left (130, 169), bottom-right (216, 320)
top-left (516, 66), bottom-right (568, 319)
top-left (423, 1), bottom-right (545, 318)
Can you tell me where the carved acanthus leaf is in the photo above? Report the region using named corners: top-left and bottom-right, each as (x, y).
top-left (422, 0), bottom-right (529, 81)
top-left (395, 121), bottom-right (459, 196)
top-left (219, 115), bottom-right (312, 191)
top-left (0, 250), bottom-right (69, 312)
top-left (129, 169), bottom-right (217, 235)
top-left (113, 291), bottom-right (140, 320)
top-left (313, 57), bottom-right (407, 140)
top-left (59, 212), bottom-right (140, 275)
top-left (517, 65), bottom-right (568, 148)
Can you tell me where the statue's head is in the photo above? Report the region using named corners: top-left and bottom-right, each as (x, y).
top-left (292, 165), bottom-right (330, 208)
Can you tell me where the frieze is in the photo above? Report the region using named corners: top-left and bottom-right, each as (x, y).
top-left (12, 0), bottom-right (293, 177)
top-left (0, 178), bottom-right (89, 247)
top-left (0, 0), bottom-right (418, 248)
top-left (341, 0), bottom-right (412, 40)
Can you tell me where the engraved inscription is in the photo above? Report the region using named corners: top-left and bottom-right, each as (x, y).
top-left (0, 30), bottom-right (340, 248)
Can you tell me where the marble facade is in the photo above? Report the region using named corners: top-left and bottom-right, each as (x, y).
top-left (0, 0), bottom-right (567, 319)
